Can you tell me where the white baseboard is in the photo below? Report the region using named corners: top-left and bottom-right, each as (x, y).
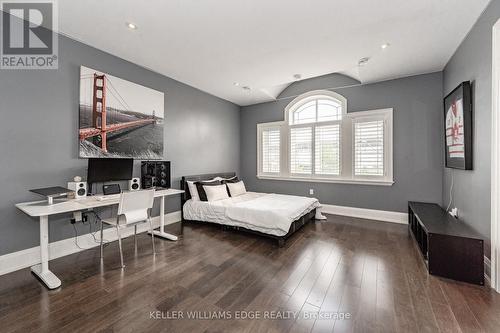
top-left (0, 211), bottom-right (181, 276)
top-left (320, 204), bottom-right (407, 224)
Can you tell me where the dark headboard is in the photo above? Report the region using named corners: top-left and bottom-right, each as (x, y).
top-left (180, 172), bottom-right (236, 206)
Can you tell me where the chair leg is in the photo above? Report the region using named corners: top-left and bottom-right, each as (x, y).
top-left (100, 219), bottom-right (104, 259)
top-left (117, 226), bottom-right (125, 268)
top-left (149, 219), bottom-right (156, 255)
top-left (134, 225), bottom-right (137, 249)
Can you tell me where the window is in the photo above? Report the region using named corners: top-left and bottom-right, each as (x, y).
top-left (257, 90), bottom-right (393, 185)
top-left (287, 91), bottom-right (344, 178)
top-left (354, 120), bottom-right (384, 176)
top-left (261, 127), bottom-right (280, 174)
top-left (258, 124), bottom-right (281, 175)
top-left (290, 96), bottom-right (343, 125)
top-left (315, 124), bottom-right (340, 175)
top-left (290, 127), bottom-right (312, 174)
top-left (293, 101), bottom-right (316, 124)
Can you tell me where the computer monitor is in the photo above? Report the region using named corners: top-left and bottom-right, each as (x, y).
top-left (87, 158), bottom-right (133, 184)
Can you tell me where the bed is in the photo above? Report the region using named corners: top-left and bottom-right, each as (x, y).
top-left (180, 172), bottom-right (319, 246)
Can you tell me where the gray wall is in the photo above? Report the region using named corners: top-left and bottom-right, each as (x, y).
top-left (442, 0), bottom-right (500, 250)
top-left (240, 72), bottom-right (443, 213)
top-left (0, 34), bottom-right (240, 256)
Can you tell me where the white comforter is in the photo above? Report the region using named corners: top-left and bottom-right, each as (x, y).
top-left (183, 192), bottom-right (320, 236)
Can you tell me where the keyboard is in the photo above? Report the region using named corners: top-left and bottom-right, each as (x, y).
top-left (95, 194), bottom-right (120, 201)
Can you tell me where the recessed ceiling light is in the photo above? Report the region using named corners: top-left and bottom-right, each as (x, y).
top-left (293, 74), bottom-right (302, 80)
top-left (242, 86), bottom-right (251, 91)
top-left (126, 22), bottom-right (138, 30)
top-left (233, 82), bottom-right (240, 86)
top-left (358, 57), bottom-right (370, 66)
top-left (381, 43), bottom-right (390, 49)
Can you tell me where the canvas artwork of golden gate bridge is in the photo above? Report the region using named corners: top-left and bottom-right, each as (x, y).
top-left (79, 66), bottom-right (164, 159)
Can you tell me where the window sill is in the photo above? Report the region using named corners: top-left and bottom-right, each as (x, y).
top-left (256, 175), bottom-right (394, 186)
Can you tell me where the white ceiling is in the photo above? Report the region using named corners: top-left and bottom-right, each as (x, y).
top-left (57, 0), bottom-right (490, 106)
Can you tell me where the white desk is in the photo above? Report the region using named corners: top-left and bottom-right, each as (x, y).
top-left (16, 188), bottom-right (184, 289)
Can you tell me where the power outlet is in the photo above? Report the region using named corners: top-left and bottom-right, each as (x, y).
top-left (309, 189), bottom-right (314, 195)
top-left (73, 211), bottom-right (83, 222)
top-left (449, 207), bottom-right (459, 218)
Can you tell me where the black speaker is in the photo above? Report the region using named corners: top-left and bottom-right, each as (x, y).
top-left (141, 161), bottom-right (171, 189)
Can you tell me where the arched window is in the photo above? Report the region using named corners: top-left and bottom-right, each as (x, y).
top-left (285, 91), bottom-right (347, 176)
top-left (257, 90), bottom-right (393, 185)
top-left (287, 91), bottom-right (346, 125)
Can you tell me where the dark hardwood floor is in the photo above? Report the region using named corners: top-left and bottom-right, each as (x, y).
top-left (1, 214), bottom-right (499, 333)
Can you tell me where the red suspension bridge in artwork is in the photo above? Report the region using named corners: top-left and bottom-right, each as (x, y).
top-left (79, 73), bottom-right (156, 152)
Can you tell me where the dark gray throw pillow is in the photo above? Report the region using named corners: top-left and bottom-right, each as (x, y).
top-left (195, 180), bottom-right (222, 201)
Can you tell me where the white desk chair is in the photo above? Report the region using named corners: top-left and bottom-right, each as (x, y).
top-left (100, 189), bottom-right (156, 268)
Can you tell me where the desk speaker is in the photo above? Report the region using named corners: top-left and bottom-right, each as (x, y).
top-left (128, 178), bottom-right (141, 191)
top-left (67, 181), bottom-right (87, 199)
top-left (141, 161), bottom-right (170, 189)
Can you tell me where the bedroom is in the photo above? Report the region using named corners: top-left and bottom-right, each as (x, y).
top-left (1, 0), bottom-right (500, 332)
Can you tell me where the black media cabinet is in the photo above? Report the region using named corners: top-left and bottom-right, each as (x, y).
top-left (408, 202), bottom-right (484, 285)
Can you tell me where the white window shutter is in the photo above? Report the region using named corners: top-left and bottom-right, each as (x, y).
top-left (315, 124), bottom-right (340, 175)
top-left (354, 120), bottom-right (384, 176)
top-left (290, 127), bottom-right (313, 174)
top-left (261, 128), bottom-right (281, 174)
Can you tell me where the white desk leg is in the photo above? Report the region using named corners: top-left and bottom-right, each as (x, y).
top-left (149, 195), bottom-right (178, 241)
top-left (31, 215), bottom-right (62, 289)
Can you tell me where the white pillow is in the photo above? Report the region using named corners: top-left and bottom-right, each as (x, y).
top-left (203, 184), bottom-right (230, 201)
top-left (187, 181), bottom-right (200, 201)
top-left (227, 181), bottom-right (246, 197)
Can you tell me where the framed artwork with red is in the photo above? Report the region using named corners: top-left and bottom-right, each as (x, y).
top-left (444, 81), bottom-right (473, 170)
